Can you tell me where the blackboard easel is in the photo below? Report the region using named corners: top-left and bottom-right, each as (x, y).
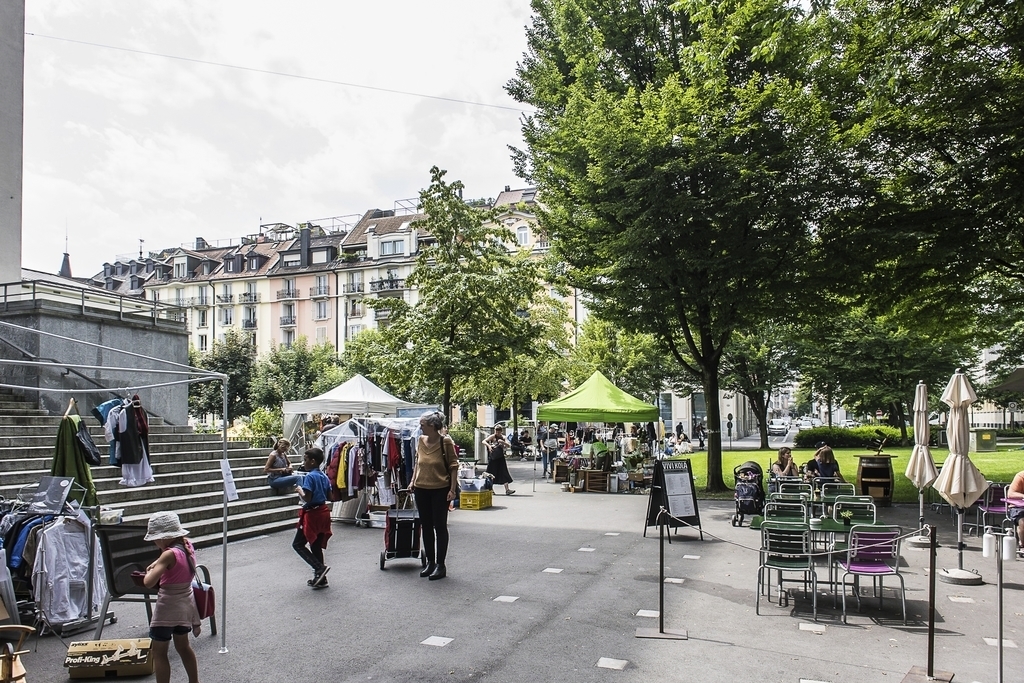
top-left (644, 459), bottom-right (703, 540)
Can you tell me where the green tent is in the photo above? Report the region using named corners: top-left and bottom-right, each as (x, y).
top-left (536, 371), bottom-right (660, 423)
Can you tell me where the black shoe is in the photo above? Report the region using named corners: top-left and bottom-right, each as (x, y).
top-left (312, 579), bottom-right (329, 589)
top-left (313, 566), bottom-right (330, 587)
top-left (428, 564), bottom-right (447, 581)
top-left (420, 563), bottom-right (436, 578)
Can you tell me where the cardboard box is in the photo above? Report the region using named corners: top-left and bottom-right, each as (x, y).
top-left (65, 639), bottom-right (154, 678)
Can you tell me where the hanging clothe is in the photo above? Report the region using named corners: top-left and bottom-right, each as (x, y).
top-left (118, 396), bottom-right (154, 487)
top-left (31, 515), bottom-right (107, 627)
top-left (50, 416), bottom-right (98, 507)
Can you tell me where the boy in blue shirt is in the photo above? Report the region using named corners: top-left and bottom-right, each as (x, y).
top-left (293, 447), bottom-right (332, 588)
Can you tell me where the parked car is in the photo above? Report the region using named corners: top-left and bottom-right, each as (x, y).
top-left (795, 418), bottom-right (814, 431)
top-left (767, 419), bottom-right (789, 436)
top-left (842, 419), bottom-right (860, 429)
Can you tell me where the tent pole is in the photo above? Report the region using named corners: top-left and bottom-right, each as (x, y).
top-left (219, 377), bottom-right (229, 654)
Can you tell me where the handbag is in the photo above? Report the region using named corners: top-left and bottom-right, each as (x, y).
top-left (179, 542), bottom-right (215, 620)
top-left (74, 417), bottom-right (103, 466)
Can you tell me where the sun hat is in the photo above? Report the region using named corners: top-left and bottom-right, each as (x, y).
top-left (144, 511), bottom-right (190, 541)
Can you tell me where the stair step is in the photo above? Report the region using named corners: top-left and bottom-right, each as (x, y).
top-left (0, 439), bottom-right (255, 457)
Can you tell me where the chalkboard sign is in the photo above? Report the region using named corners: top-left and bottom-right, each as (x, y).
top-left (644, 459), bottom-right (703, 540)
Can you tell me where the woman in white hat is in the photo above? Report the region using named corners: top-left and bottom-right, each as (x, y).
top-left (143, 511), bottom-right (201, 683)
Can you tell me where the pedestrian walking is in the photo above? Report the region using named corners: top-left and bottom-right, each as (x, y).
top-left (410, 410), bottom-right (459, 580)
top-left (293, 447), bottom-right (332, 588)
top-left (142, 511), bottom-right (201, 683)
top-left (483, 425), bottom-right (515, 495)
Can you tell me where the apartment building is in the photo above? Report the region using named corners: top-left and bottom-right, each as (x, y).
top-left (91, 187), bottom-right (554, 355)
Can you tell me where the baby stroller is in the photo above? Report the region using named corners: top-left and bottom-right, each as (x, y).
top-left (731, 461), bottom-right (765, 527)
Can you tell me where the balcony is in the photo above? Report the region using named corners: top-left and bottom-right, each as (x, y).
top-left (238, 292), bottom-right (261, 303)
top-left (215, 294), bottom-right (234, 304)
top-left (242, 319), bottom-right (258, 330)
top-left (369, 278), bottom-right (405, 292)
top-left (279, 316), bottom-right (297, 327)
top-left (276, 289), bottom-right (299, 300)
top-left (310, 285), bottom-right (330, 298)
top-left (343, 282), bottom-right (364, 294)
top-left (189, 297), bottom-right (211, 308)
top-left (349, 308), bottom-right (364, 319)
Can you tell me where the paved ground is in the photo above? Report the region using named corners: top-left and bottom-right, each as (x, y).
top-left (16, 458), bottom-right (1024, 683)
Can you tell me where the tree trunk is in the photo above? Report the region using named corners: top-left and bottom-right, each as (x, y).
top-left (703, 371), bottom-right (728, 492)
top-left (748, 391), bottom-right (770, 449)
top-left (442, 374), bottom-right (453, 425)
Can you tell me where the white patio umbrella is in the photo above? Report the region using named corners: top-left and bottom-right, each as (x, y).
top-left (933, 369), bottom-right (988, 584)
top-left (905, 381), bottom-right (939, 543)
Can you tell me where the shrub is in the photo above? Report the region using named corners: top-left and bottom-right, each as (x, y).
top-left (447, 425), bottom-right (475, 457)
top-left (239, 406), bottom-right (283, 448)
top-left (793, 425), bottom-right (904, 449)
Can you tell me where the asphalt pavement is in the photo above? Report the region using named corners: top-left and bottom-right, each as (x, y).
top-left (17, 457), bottom-right (1023, 683)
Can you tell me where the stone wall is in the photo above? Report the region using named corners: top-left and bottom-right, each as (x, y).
top-left (0, 308), bottom-right (190, 424)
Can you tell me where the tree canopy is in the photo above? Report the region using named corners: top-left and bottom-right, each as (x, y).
top-left (509, 0), bottom-right (842, 489)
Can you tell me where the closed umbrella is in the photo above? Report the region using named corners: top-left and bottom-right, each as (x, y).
top-left (905, 381), bottom-right (938, 543)
top-left (933, 370), bottom-right (987, 584)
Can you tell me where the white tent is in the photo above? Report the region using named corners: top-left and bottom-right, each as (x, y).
top-left (282, 374), bottom-right (422, 446)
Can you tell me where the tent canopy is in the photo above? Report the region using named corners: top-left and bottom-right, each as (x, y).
top-left (537, 371), bottom-right (660, 423)
top-left (282, 373), bottom-right (418, 417)
top-left (991, 367), bottom-right (1024, 393)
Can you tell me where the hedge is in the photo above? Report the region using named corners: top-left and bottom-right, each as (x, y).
top-left (792, 425), bottom-right (914, 449)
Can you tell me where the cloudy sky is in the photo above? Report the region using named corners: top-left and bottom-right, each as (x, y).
top-left (21, 0), bottom-right (533, 277)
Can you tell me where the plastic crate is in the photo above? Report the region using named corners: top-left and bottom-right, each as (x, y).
top-left (460, 490), bottom-right (492, 510)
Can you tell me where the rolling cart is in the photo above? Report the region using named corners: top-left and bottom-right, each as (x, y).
top-left (379, 509), bottom-right (427, 570)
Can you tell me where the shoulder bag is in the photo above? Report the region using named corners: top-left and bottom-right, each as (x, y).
top-left (179, 543), bottom-right (215, 620)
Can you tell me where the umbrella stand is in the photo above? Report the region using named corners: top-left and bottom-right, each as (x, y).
top-left (938, 507), bottom-right (983, 585)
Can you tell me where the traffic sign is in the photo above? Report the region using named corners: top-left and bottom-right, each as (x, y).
top-left (875, 409), bottom-right (883, 417)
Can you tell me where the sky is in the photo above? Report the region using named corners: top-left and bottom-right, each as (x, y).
top-left (21, 0), bottom-right (534, 277)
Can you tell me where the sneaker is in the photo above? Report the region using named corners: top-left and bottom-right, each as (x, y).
top-left (313, 566), bottom-right (331, 587)
top-left (506, 489), bottom-right (516, 496)
top-left (312, 578), bottom-right (329, 589)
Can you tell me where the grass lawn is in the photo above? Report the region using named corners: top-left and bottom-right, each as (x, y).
top-left (686, 446), bottom-right (1024, 503)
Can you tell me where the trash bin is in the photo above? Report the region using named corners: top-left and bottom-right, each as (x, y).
top-left (970, 428), bottom-right (998, 452)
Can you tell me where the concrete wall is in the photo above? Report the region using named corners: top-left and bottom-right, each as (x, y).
top-left (0, 1), bottom-right (25, 285)
top-left (0, 309), bottom-right (191, 424)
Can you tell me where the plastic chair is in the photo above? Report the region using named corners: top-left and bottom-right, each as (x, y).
top-left (819, 482), bottom-right (857, 517)
top-left (0, 625), bottom-right (34, 683)
top-left (779, 482), bottom-right (813, 498)
top-left (833, 500), bottom-right (876, 525)
top-left (975, 481), bottom-right (1009, 532)
top-left (756, 522), bottom-right (817, 620)
top-left (836, 525), bottom-right (906, 624)
top-left (768, 492), bottom-right (811, 505)
top-left (764, 501), bottom-right (809, 524)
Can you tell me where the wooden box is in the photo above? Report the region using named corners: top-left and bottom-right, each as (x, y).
top-left (582, 469), bottom-right (609, 493)
top-left (460, 490), bottom-right (493, 510)
top-left (552, 462), bottom-right (570, 484)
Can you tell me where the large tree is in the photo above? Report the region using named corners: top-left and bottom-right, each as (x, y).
top-left (720, 324), bottom-right (798, 448)
top-left (367, 167), bottom-right (545, 422)
top-left (568, 316), bottom-right (682, 404)
top-left (457, 294), bottom-right (573, 427)
top-left (248, 337), bottom-right (341, 409)
top-left (188, 328), bottom-right (256, 422)
top-left (508, 0), bottom-right (842, 490)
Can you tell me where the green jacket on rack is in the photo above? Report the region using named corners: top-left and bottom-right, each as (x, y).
top-left (51, 414), bottom-right (99, 507)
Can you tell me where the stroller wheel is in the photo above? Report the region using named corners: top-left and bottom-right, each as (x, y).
top-left (379, 551), bottom-right (386, 570)
top-left (731, 515), bottom-right (739, 527)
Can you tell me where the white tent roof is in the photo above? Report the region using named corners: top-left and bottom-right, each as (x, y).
top-left (282, 374), bottom-right (417, 417)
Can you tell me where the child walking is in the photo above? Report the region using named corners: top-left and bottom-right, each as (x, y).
top-left (143, 511), bottom-right (201, 683)
top-left (293, 447), bottom-right (332, 588)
